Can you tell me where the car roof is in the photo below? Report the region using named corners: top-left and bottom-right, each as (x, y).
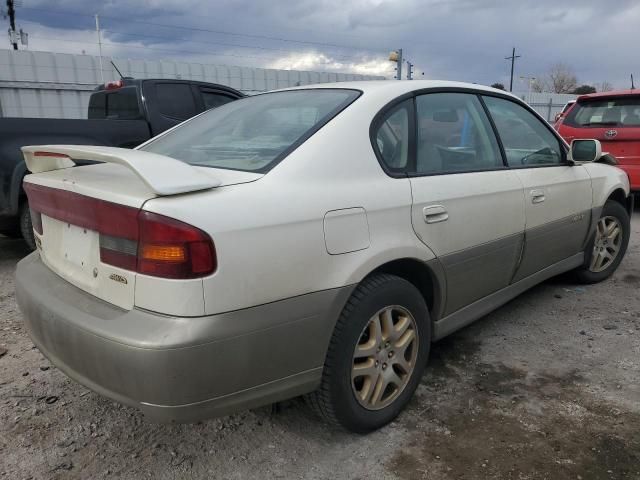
top-left (275, 79), bottom-right (517, 98)
top-left (577, 89), bottom-right (640, 101)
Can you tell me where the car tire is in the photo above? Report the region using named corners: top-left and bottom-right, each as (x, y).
top-left (19, 202), bottom-right (36, 251)
top-left (574, 200), bottom-right (630, 284)
top-left (307, 273), bottom-right (430, 433)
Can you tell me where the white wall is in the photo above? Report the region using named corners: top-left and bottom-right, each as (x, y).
top-left (0, 49), bottom-right (385, 118)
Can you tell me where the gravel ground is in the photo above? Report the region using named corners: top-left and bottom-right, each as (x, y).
top-left (1, 210), bottom-right (639, 480)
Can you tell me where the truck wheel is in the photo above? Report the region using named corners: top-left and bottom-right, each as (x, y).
top-left (0, 217), bottom-right (20, 238)
top-left (307, 274), bottom-right (430, 433)
top-left (575, 200), bottom-right (630, 284)
top-left (19, 202), bottom-right (36, 250)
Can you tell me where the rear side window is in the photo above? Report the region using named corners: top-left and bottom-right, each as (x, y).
top-left (88, 87), bottom-right (140, 120)
top-left (414, 93), bottom-right (503, 174)
top-left (565, 97), bottom-right (640, 127)
top-left (156, 83), bottom-right (198, 120)
top-left (201, 90), bottom-right (236, 110)
top-left (141, 89), bottom-right (359, 172)
top-left (483, 96), bottom-right (564, 166)
top-left (373, 100), bottom-right (411, 171)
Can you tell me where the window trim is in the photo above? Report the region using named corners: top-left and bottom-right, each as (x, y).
top-left (369, 87), bottom-right (571, 179)
top-left (369, 96), bottom-right (416, 177)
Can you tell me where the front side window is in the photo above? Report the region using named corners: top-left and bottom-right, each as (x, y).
top-left (564, 96), bottom-right (640, 128)
top-left (414, 93), bottom-right (503, 174)
top-left (484, 96), bottom-right (564, 166)
top-left (373, 100), bottom-right (411, 171)
top-left (141, 89), bottom-right (359, 172)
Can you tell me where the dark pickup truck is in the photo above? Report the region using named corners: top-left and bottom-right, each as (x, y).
top-left (0, 78), bottom-right (244, 248)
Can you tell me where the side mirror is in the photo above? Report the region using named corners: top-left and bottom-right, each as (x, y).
top-left (570, 139), bottom-right (602, 163)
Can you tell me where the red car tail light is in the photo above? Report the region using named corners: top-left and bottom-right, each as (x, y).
top-left (23, 183), bottom-right (216, 279)
top-left (137, 211), bottom-right (216, 279)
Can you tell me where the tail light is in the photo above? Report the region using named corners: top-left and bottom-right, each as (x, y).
top-left (24, 183), bottom-right (216, 279)
top-left (105, 79), bottom-right (124, 90)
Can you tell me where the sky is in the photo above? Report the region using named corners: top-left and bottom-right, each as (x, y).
top-left (5, 0), bottom-right (640, 90)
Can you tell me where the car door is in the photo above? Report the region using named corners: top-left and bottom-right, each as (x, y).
top-left (406, 92), bottom-right (526, 315)
top-left (482, 95), bottom-right (592, 281)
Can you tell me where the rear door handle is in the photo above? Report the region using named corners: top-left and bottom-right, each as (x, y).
top-left (423, 205), bottom-right (449, 224)
top-left (530, 189), bottom-right (546, 204)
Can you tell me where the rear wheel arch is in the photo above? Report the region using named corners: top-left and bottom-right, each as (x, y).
top-left (368, 258), bottom-right (444, 325)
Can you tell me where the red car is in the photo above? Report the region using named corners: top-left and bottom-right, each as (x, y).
top-left (557, 90), bottom-right (640, 190)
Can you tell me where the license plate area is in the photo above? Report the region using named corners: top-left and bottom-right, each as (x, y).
top-left (39, 215), bottom-right (135, 310)
top-left (61, 222), bottom-right (96, 271)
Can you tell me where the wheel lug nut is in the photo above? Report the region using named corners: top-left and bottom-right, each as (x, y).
top-left (382, 363), bottom-right (387, 370)
top-left (388, 351), bottom-right (394, 358)
top-left (375, 361), bottom-right (379, 367)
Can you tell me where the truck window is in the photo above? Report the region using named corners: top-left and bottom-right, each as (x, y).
top-left (156, 83), bottom-right (198, 120)
top-left (200, 90), bottom-right (235, 110)
top-left (88, 92), bottom-right (106, 119)
top-left (88, 87), bottom-right (140, 120)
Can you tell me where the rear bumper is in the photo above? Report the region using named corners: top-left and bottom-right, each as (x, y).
top-left (16, 253), bottom-right (352, 422)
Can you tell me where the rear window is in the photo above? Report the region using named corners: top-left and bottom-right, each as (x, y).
top-left (88, 87), bottom-right (141, 120)
top-left (565, 96), bottom-right (640, 128)
top-left (140, 89), bottom-right (360, 173)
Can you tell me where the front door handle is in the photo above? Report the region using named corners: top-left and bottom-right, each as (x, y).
top-left (530, 189), bottom-right (546, 204)
top-left (423, 205), bottom-right (449, 224)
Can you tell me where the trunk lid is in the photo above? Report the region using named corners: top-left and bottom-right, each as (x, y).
top-left (22, 146), bottom-right (261, 310)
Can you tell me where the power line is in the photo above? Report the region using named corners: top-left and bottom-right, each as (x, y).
top-left (18, 6), bottom-right (384, 54)
top-left (26, 35), bottom-right (288, 62)
top-left (100, 28), bottom-right (373, 62)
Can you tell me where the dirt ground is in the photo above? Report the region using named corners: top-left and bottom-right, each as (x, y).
top-left (1, 211), bottom-right (639, 480)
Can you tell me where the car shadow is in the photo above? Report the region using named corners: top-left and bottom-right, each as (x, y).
top-left (0, 236), bottom-right (32, 262)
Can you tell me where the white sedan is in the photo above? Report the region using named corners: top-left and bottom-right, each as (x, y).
top-left (16, 81), bottom-right (631, 433)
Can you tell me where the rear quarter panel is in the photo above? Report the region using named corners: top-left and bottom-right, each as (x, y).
top-left (141, 91), bottom-right (436, 315)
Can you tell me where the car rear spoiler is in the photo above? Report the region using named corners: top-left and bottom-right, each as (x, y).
top-left (21, 145), bottom-right (220, 196)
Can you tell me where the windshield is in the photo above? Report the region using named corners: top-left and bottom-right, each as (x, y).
top-left (565, 96), bottom-right (640, 128)
top-left (140, 89), bottom-right (360, 172)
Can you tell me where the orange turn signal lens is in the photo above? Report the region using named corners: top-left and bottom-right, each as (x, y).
top-left (141, 244), bottom-right (186, 262)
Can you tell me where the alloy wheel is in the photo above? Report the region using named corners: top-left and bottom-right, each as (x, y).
top-left (351, 306), bottom-right (419, 410)
top-left (589, 215), bottom-right (623, 273)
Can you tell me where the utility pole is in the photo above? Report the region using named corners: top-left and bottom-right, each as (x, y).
top-left (389, 49), bottom-right (403, 80)
top-left (95, 14), bottom-right (104, 84)
top-left (406, 61), bottom-right (414, 80)
top-left (505, 47), bottom-right (521, 92)
top-left (7, 0), bottom-right (17, 50)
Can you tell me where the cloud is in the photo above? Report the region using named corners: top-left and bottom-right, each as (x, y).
top-left (269, 52), bottom-right (394, 76)
top-left (9, 0), bottom-right (640, 89)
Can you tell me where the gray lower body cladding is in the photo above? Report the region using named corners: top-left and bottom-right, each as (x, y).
top-left (15, 253), bottom-right (353, 422)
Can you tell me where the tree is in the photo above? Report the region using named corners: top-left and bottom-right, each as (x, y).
top-left (595, 81), bottom-right (614, 92)
top-left (572, 85), bottom-right (596, 95)
top-left (547, 63), bottom-right (578, 93)
top-left (531, 79), bottom-right (546, 93)
top-left (490, 83), bottom-right (505, 90)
